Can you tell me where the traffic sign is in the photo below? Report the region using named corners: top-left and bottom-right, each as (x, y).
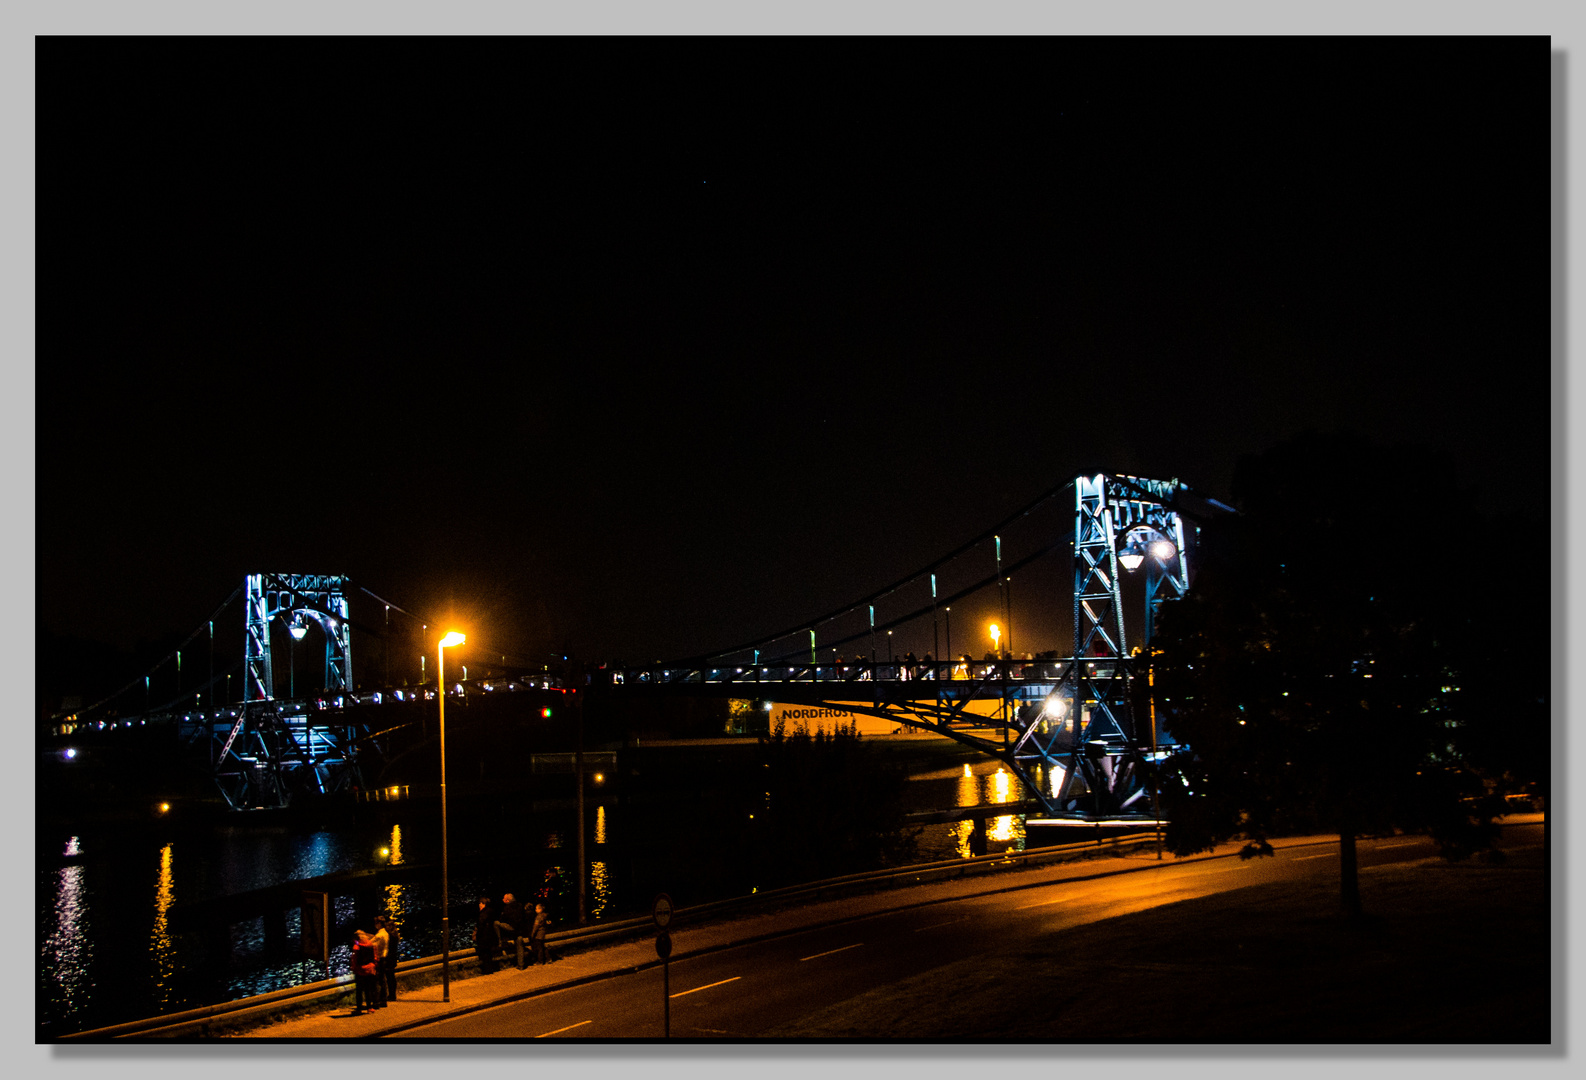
top-left (655, 930), bottom-right (672, 960)
top-left (652, 893), bottom-right (674, 929)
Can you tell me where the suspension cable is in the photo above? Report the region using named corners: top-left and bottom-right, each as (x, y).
top-left (694, 479), bottom-right (1077, 662)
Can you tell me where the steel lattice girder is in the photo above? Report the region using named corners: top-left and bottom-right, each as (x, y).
top-left (599, 472), bottom-right (1199, 820)
top-left (243, 573), bottom-right (353, 702)
top-left (226, 573), bottom-right (363, 808)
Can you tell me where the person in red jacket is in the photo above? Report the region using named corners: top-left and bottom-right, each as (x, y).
top-left (350, 930), bottom-right (379, 1014)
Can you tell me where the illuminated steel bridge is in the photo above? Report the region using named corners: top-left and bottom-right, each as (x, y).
top-left (49, 471), bottom-right (1230, 818)
top-left (601, 471), bottom-right (1233, 821)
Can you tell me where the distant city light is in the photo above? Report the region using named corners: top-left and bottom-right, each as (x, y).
top-left (63, 748), bottom-right (76, 760)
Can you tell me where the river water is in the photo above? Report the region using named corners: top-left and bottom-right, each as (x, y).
top-left (38, 747), bottom-right (1036, 1037)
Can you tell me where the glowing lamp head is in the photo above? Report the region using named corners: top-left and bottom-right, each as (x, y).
top-left (593, 773), bottom-right (604, 785)
top-left (1044, 693), bottom-right (1067, 718)
top-left (289, 624), bottom-right (308, 641)
top-left (989, 623), bottom-right (1001, 646)
top-left (1151, 540), bottom-right (1176, 560)
top-left (158, 802), bottom-right (170, 813)
top-left (1118, 550), bottom-right (1145, 571)
top-left (439, 631), bottom-right (466, 649)
top-left (63, 748), bottom-right (77, 760)
top-left (379, 847), bottom-right (391, 858)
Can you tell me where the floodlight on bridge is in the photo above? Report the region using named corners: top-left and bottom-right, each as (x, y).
top-left (439, 631), bottom-right (466, 649)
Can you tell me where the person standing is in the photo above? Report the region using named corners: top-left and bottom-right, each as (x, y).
top-left (372, 916), bottom-right (394, 1004)
top-left (529, 902), bottom-right (549, 965)
top-left (474, 896), bottom-right (501, 974)
top-left (350, 930), bottom-right (379, 1014)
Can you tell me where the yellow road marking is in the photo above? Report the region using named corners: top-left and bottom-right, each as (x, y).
top-left (670, 976), bottom-right (742, 999)
top-left (913, 918), bottom-right (967, 932)
top-left (1293, 853), bottom-right (1334, 860)
top-left (536, 1019), bottom-right (593, 1037)
top-left (798, 943), bottom-right (864, 962)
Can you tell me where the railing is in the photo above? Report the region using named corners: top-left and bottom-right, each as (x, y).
top-left (608, 659), bottom-right (1128, 687)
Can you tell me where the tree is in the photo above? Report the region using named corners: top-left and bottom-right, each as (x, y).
top-left (744, 727), bottom-right (920, 889)
top-left (1151, 433), bottom-right (1522, 917)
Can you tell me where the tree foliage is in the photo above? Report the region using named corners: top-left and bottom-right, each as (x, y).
top-left (1151, 434), bottom-right (1534, 909)
top-left (743, 727), bottom-right (920, 890)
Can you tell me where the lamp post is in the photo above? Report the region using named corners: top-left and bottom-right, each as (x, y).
top-left (1118, 530), bottom-right (1177, 858)
top-left (436, 630), bottom-right (466, 1002)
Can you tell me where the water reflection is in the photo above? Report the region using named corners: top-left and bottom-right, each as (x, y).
top-left (384, 825), bottom-right (405, 940)
top-left (589, 860), bottom-right (611, 920)
top-left (151, 843), bottom-right (176, 1008)
top-left (594, 805), bottom-right (607, 845)
top-left (294, 833), bottom-right (337, 880)
top-left (45, 859), bottom-right (92, 1017)
top-left (953, 770), bottom-right (980, 857)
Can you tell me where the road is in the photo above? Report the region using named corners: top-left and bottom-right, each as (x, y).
top-left (393, 826), bottom-right (1541, 1039)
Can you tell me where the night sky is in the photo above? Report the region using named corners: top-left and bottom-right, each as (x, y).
top-left (36, 38), bottom-right (1548, 698)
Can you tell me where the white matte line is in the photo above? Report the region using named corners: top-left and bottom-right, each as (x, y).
top-left (1015, 896), bottom-right (1063, 909)
top-left (798, 943), bottom-right (864, 962)
top-left (537, 1020), bottom-right (593, 1037)
top-left (1374, 841), bottom-right (1421, 849)
top-left (669, 976), bottom-right (742, 999)
top-left (1293, 853), bottom-right (1335, 860)
top-left (913, 918), bottom-right (967, 933)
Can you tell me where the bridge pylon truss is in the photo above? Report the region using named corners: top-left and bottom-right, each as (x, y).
top-left (606, 472), bottom-right (1218, 821)
top-left (210, 573), bottom-right (369, 809)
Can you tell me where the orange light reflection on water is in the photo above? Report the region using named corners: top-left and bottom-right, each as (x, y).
top-left (151, 843), bottom-right (176, 1007)
top-left (384, 825), bottom-right (406, 932)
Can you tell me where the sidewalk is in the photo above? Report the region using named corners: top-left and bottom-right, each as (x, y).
top-left (235, 833), bottom-right (1313, 1039)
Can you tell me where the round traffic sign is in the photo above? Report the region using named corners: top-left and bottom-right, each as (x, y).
top-left (655, 930), bottom-right (672, 960)
top-left (652, 893), bottom-right (674, 929)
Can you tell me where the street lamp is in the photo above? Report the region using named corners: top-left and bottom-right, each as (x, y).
top-left (288, 615), bottom-right (307, 698)
top-left (989, 622), bottom-right (1001, 656)
top-left (436, 629), bottom-right (466, 1002)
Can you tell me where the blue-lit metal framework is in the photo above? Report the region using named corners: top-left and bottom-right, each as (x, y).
top-left (213, 573), bottom-right (363, 809)
top-left (603, 472), bottom-right (1220, 821)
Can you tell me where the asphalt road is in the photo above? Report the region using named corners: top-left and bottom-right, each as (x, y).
top-left (392, 828), bottom-right (1534, 1039)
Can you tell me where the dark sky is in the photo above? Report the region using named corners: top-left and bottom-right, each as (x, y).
top-left (37, 38), bottom-right (1547, 691)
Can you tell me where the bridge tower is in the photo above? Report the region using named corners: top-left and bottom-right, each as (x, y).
top-left (213, 573), bottom-right (366, 809)
top-left (1013, 473), bottom-right (1194, 816)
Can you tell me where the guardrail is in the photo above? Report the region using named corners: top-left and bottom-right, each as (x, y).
top-left (60, 830), bottom-right (1161, 1039)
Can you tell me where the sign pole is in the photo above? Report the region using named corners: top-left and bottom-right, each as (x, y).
top-left (653, 893), bottom-right (674, 1039)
